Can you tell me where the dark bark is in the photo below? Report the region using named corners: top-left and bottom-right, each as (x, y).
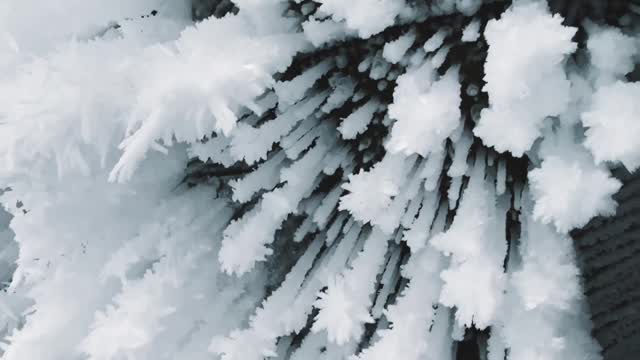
top-left (572, 168), bottom-right (640, 360)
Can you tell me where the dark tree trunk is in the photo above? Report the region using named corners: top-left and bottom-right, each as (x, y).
top-left (572, 167), bottom-right (640, 360)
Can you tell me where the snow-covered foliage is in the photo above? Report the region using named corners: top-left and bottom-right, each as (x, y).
top-left (0, 0), bottom-right (638, 359)
top-left (474, 1), bottom-right (577, 156)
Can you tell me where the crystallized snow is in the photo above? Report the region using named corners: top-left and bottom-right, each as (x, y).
top-left (302, 17), bottom-right (353, 47)
top-left (403, 191), bottom-right (441, 252)
top-left (387, 65), bottom-right (461, 157)
top-left (315, 0), bottom-right (407, 38)
top-left (529, 155), bottom-right (621, 232)
top-left (0, 1), bottom-right (623, 360)
top-left (219, 139), bottom-right (332, 275)
top-left (431, 155), bottom-right (507, 329)
top-left (322, 75), bottom-right (357, 113)
top-left (229, 152), bottom-right (287, 203)
top-left (382, 31), bottom-right (416, 64)
top-left (340, 153), bottom-right (415, 228)
top-left (423, 29), bottom-right (448, 53)
top-left (0, 0), bottom-right (190, 58)
top-left (313, 228), bottom-right (389, 344)
top-left (39, 6), bottom-right (308, 183)
top-left (511, 224), bottom-right (581, 311)
top-left (494, 198), bottom-right (602, 360)
top-left (455, 0), bottom-right (482, 16)
top-left (582, 81), bottom-right (640, 171)
top-left (274, 59), bottom-right (333, 110)
top-left (587, 25), bottom-right (639, 81)
top-left (212, 236), bottom-right (325, 360)
top-left (529, 127), bottom-right (621, 232)
top-left (229, 91), bottom-right (328, 164)
top-left (354, 246), bottom-right (450, 360)
top-left (461, 19), bottom-right (481, 42)
top-left (474, 1), bottom-right (577, 156)
top-left (340, 153), bottom-right (437, 236)
top-left (338, 99), bottom-right (380, 139)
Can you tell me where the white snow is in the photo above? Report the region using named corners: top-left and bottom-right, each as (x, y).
top-left (474, 1), bottom-right (577, 156)
top-left (529, 128), bottom-right (621, 232)
top-left (582, 81), bottom-right (640, 171)
top-left (387, 65), bottom-right (461, 157)
top-left (423, 29), bottom-right (448, 53)
top-left (587, 25), bottom-right (639, 81)
top-left (338, 99), bottom-right (379, 139)
top-left (303, 17), bottom-right (353, 47)
top-left (461, 19), bottom-right (481, 42)
top-left (0, 1), bottom-right (621, 360)
top-left (315, 0), bottom-right (407, 38)
top-left (383, 31), bottom-right (416, 64)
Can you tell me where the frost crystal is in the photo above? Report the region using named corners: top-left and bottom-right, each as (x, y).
top-left (0, 0), bottom-right (634, 359)
top-left (475, 1), bottom-right (577, 156)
